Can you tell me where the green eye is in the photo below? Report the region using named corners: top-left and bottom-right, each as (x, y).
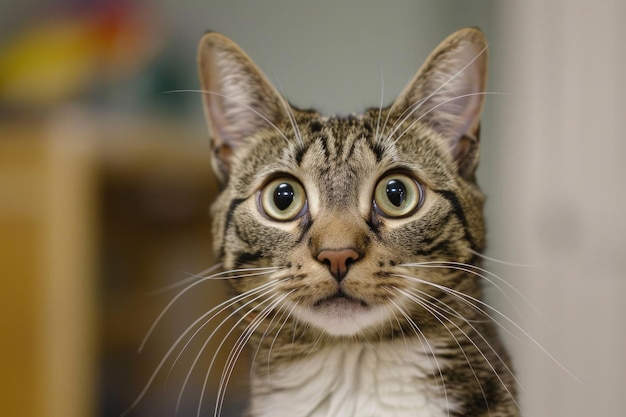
top-left (259, 178), bottom-right (307, 221)
top-left (373, 173), bottom-right (423, 218)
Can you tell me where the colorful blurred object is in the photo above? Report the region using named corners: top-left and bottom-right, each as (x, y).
top-left (0, 1), bottom-right (162, 107)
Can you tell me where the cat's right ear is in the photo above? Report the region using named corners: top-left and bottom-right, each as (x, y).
top-left (389, 28), bottom-right (488, 179)
top-left (198, 32), bottom-right (286, 183)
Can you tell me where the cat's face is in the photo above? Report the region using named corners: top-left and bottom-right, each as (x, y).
top-left (199, 29), bottom-right (488, 339)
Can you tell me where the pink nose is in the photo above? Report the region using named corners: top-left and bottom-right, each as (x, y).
top-left (316, 248), bottom-right (360, 282)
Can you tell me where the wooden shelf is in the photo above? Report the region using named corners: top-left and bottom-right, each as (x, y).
top-left (0, 111), bottom-right (239, 417)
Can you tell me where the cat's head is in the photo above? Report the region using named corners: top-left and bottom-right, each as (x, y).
top-left (198, 28), bottom-right (488, 339)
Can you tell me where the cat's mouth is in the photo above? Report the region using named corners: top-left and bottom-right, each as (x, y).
top-left (313, 290), bottom-right (369, 308)
top-left (295, 290), bottom-right (387, 336)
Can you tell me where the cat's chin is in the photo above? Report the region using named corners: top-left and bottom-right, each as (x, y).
top-left (289, 295), bottom-right (390, 337)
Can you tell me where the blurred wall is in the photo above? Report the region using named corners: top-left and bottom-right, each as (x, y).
top-left (161, 0), bottom-right (496, 115)
top-left (492, 1), bottom-right (626, 415)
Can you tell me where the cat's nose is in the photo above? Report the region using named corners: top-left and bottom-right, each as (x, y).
top-left (316, 248), bottom-right (360, 282)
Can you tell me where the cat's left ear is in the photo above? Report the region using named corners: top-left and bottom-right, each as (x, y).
top-left (198, 32), bottom-right (287, 183)
top-left (390, 28), bottom-right (488, 178)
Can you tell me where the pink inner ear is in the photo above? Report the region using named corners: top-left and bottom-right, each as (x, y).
top-left (198, 32), bottom-right (291, 183)
top-left (464, 62), bottom-right (486, 128)
top-left (455, 82), bottom-right (483, 140)
top-left (388, 31), bottom-right (487, 150)
top-left (433, 46), bottom-right (486, 141)
top-left (200, 39), bottom-right (286, 140)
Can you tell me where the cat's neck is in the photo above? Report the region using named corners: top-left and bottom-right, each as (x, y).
top-left (247, 338), bottom-right (453, 417)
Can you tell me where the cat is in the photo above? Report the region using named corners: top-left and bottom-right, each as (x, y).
top-left (182, 27), bottom-right (518, 417)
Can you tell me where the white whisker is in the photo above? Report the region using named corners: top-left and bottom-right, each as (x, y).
top-left (394, 273), bottom-right (582, 384)
top-left (268, 69), bottom-right (305, 148)
top-left (148, 264), bottom-right (223, 295)
top-left (213, 290), bottom-right (296, 417)
top-left (176, 283), bottom-right (285, 415)
top-left (386, 295), bottom-right (451, 417)
top-left (139, 267), bottom-right (280, 352)
top-left (388, 287), bottom-right (492, 412)
top-left (402, 260), bottom-right (556, 331)
top-left (247, 295), bottom-right (293, 383)
top-left (381, 44), bottom-right (489, 146)
top-left (259, 42), bottom-right (305, 147)
top-left (386, 305), bottom-right (410, 354)
top-left (396, 286), bottom-right (522, 408)
top-left (265, 302), bottom-right (297, 383)
top-left (205, 297), bottom-right (278, 417)
top-left (164, 278), bottom-right (284, 381)
top-left (121, 278), bottom-right (284, 417)
top-left (467, 248), bottom-right (536, 268)
top-left (391, 92), bottom-right (505, 145)
top-left (288, 313), bottom-right (302, 362)
top-left (374, 68), bottom-right (385, 143)
top-left (383, 96), bottom-right (430, 142)
top-left (164, 89), bottom-right (293, 145)
top-left (401, 261), bottom-right (524, 316)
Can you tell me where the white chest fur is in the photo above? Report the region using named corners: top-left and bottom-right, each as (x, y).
top-left (248, 339), bottom-right (453, 417)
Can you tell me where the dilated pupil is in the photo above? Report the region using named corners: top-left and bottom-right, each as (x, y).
top-left (386, 179), bottom-right (406, 207)
top-left (273, 183), bottom-right (295, 210)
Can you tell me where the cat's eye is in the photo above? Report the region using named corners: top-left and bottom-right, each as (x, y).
top-left (373, 173), bottom-right (423, 218)
top-left (259, 177), bottom-right (307, 221)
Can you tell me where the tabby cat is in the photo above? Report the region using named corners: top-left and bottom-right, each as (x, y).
top-left (194, 27), bottom-right (518, 417)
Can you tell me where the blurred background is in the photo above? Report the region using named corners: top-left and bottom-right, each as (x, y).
top-left (1, 1), bottom-right (624, 416)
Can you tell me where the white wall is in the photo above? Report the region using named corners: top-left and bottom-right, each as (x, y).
top-left (163, 0), bottom-right (496, 115)
top-left (493, 1), bottom-right (626, 415)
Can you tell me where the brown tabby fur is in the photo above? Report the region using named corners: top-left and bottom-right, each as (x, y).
top-left (196, 27), bottom-right (519, 416)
